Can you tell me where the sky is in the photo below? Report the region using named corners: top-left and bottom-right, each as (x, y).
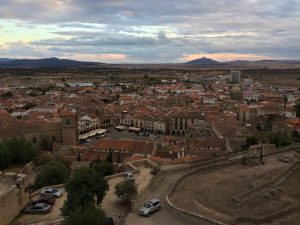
top-left (0, 0), bottom-right (299, 63)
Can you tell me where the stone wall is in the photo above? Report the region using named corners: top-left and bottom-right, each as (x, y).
top-left (233, 205), bottom-right (300, 225)
top-left (0, 172), bottom-right (30, 225)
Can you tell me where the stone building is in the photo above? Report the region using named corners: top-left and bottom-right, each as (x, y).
top-left (0, 113), bottom-right (78, 146)
top-left (168, 111), bottom-right (212, 137)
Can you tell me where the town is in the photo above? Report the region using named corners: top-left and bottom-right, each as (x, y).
top-left (1, 64), bottom-right (300, 225)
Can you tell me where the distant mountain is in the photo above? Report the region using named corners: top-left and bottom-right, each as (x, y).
top-left (0, 57), bottom-right (103, 68)
top-left (186, 57), bottom-right (219, 65)
top-left (0, 58), bottom-right (15, 63)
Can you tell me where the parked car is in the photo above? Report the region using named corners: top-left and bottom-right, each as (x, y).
top-left (104, 217), bottom-right (114, 225)
top-left (123, 172), bottom-right (135, 180)
top-left (40, 187), bottom-right (62, 198)
top-left (25, 203), bottom-right (52, 214)
top-left (139, 199), bottom-right (161, 216)
top-left (31, 196), bottom-right (55, 206)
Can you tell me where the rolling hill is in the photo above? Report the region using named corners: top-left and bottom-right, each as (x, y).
top-left (0, 57), bottom-right (102, 68)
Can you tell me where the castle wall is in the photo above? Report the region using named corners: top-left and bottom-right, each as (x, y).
top-left (0, 173), bottom-right (30, 225)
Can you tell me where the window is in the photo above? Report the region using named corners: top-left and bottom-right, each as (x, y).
top-left (66, 119), bottom-right (70, 125)
top-left (32, 137), bottom-right (37, 143)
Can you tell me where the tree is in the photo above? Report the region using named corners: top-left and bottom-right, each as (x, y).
top-left (242, 135), bottom-right (258, 150)
top-left (1, 91), bottom-right (14, 98)
top-left (293, 103), bottom-right (300, 118)
top-left (62, 167), bottom-right (108, 216)
top-left (115, 180), bottom-right (137, 202)
top-left (40, 138), bottom-right (53, 152)
top-left (63, 206), bottom-right (105, 225)
top-left (246, 135), bottom-right (258, 146)
top-left (33, 155), bottom-right (52, 167)
top-left (269, 130), bottom-right (291, 147)
top-left (23, 102), bottom-right (36, 110)
top-left (0, 139), bottom-right (37, 170)
top-left (106, 148), bottom-right (113, 163)
top-left (91, 162), bottom-right (114, 176)
top-left (34, 161), bottom-right (70, 189)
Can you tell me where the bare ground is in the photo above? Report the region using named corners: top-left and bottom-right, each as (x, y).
top-left (169, 152), bottom-right (300, 224)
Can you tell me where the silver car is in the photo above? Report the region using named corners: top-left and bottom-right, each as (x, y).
top-left (139, 199), bottom-right (161, 216)
top-left (40, 187), bottom-right (62, 198)
top-left (25, 203), bottom-right (51, 214)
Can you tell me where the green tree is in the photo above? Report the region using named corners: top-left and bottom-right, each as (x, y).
top-left (23, 102), bottom-right (36, 110)
top-left (33, 155), bottom-right (52, 167)
top-left (0, 139), bottom-right (37, 170)
top-left (269, 130), bottom-right (291, 147)
top-left (34, 161), bottom-right (70, 189)
top-left (1, 91), bottom-right (14, 98)
top-left (106, 148), bottom-right (113, 163)
top-left (92, 163), bottom-right (114, 176)
top-left (115, 180), bottom-right (137, 202)
top-left (63, 206), bottom-right (105, 225)
top-left (40, 138), bottom-right (53, 152)
top-left (246, 135), bottom-right (258, 146)
top-left (62, 167), bottom-right (108, 216)
top-left (293, 103), bottom-right (300, 118)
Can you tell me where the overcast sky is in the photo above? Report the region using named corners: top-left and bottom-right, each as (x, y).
top-left (0, 0), bottom-right (299, 63)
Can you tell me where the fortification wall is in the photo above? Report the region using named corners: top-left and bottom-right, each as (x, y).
top-left (0, 172), bottom-right (30, 225)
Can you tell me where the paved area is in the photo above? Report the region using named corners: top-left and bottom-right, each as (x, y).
top-left (82, 128), bottom-right (161, 146)
top-left (125, 170), bottom-right (213, 225)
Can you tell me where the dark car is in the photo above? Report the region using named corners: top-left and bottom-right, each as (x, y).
top-left (31, 196), bottom-right (55, 206)
top-left (104, 217), bottom-right (114, 225)
top-left (24, 203), bottom-right (52, 214)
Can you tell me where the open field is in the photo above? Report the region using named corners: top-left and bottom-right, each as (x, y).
top-left (169, 151), bottom-right (300, 224)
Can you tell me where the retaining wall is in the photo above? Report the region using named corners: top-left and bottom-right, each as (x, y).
top-left (0, 173), bottom-right (30, 225)
top-left (233, 205), bottom-right (300, 225)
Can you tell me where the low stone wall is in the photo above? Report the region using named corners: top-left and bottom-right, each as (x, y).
top-left (166, 196), bottom-right (226, 225)
top-left (233, 205), bottom-right (300, 225)
top-left (18, 161), bottom-right (35, 174)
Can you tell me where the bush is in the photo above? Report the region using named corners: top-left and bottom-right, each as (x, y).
top-left (34, 161), bottom-right (70, 189)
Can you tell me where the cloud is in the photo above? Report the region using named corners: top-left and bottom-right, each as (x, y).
top-left (0, 0), bottom-right (299, 62)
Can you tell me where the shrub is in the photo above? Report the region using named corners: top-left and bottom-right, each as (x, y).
top-left (34, 161), bottom-right (70, 189)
